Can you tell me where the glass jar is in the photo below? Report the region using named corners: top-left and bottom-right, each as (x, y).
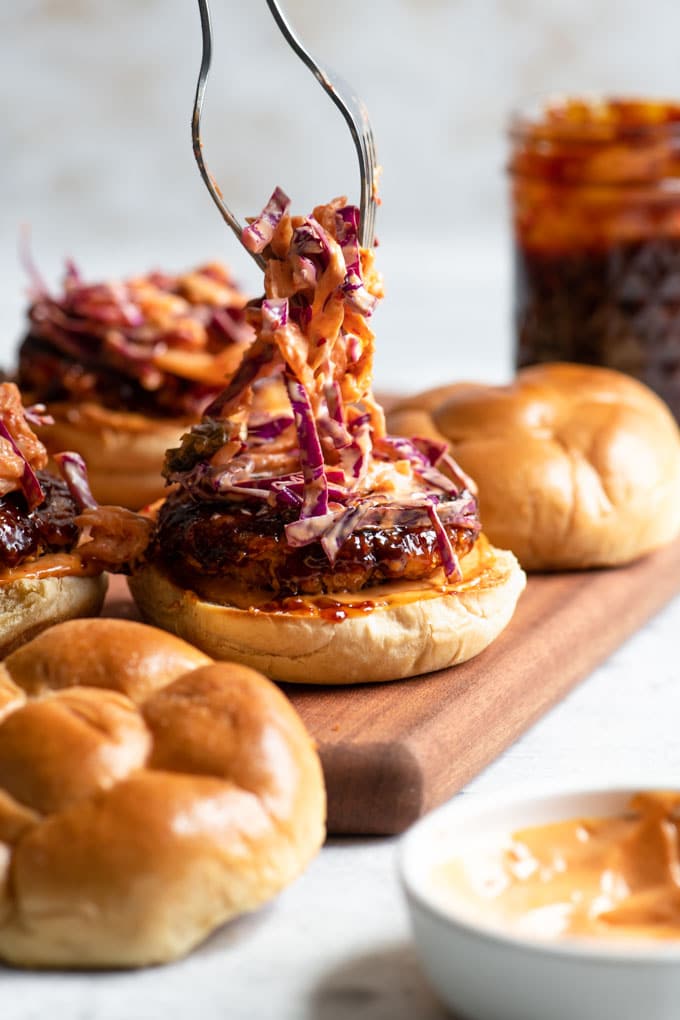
top-left (509, 96), bottom-right (680, 419)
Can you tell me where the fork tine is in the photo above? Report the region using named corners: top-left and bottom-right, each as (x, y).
top-left (192, 0), bottom-right (266, 269)
top-left (362, 122), bottom-right (378, 243)
top-left (193, 0), bottom-right (378, 257)
top-left (264, 0), bottom-right (378, 248)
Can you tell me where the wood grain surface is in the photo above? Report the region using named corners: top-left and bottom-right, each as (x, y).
top-left (106, 535), bottom-right (680, 836)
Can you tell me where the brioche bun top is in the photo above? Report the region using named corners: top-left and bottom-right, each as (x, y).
top-left (387, 362), bottom-right (680, 570)
top-left (0, 618), bottom-right (325, 968)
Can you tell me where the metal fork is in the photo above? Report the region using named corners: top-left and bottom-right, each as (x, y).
top-left (192, 0), bottom-right (378, 268)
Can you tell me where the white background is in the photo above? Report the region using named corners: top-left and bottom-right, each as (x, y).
top-left (3, 0), bottom-right (680, 390)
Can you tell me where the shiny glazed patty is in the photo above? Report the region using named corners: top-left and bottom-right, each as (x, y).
top-left (152, 488), bottom-right (479, 596)
top-left (0, 472), bottom-right (81, 568)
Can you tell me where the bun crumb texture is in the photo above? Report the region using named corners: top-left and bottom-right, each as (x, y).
top-left (0, 618), bottom-right (325, 968)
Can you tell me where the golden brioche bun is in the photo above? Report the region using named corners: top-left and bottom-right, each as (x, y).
top-left (128, 538), bottom-right (526, 684)
top-left (387, 363), bottom-right (680, 571)
top-left (0, 571), bottom-right (107, 659)
top-left (1, 616), bottom-right (210, 702)
top-left (37, 402), bottom-right (191, 510)
top-left (0, 618), bottom-right (325, 968)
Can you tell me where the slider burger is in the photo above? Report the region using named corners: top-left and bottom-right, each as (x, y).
top-left (18, 259), bottom-right (253, 509)
top-left (130, 191), bottom-right (525, 684)
top-left (0, 382), bottom-right (151, 655)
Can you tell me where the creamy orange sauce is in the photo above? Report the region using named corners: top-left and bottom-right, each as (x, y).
top-left (0, 553), bottom-right (99, 586)
top-left (180, 535), bottom-right (496, 621)
top-left (434, 792), bottom-right (680, 942)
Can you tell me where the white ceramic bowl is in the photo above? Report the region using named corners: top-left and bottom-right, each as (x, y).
top-left (399, 785), bottom-right (680, 1020)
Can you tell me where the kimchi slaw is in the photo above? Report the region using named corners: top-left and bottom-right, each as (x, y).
top-left (165, 190), bottom-right (479, 579)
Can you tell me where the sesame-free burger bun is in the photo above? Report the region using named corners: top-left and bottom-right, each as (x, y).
top-left (0, 618), bottom-right (325, 968)
top-left (0, 571), bottom-right (107, 659)
top-left (387, 362), bottom-right (680, 571)
top-left (128, 538), bottom-right (526, 684)
top-left (37, 402), bottom-right (191, 510)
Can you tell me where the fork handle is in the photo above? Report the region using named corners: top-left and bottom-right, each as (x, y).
top-left (265, 0), bottom-right (376, 248)
top-left (192, 0), bottom-right (266, 269)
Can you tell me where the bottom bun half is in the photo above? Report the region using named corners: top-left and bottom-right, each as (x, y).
top-left (128, 540), bottom-right (526, 684)
top-left (0, 572), bottom-right (108, 658)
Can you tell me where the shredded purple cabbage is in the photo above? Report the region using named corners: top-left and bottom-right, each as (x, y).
top-left (242, 187), bottom-right (291, 253)
top-left (65, 282), bottom-right (144, 328)
top-left (248, 414), bottom-right (294, 441)
top-left (341, 417), bottom-right (371, 482)
top-left (291, 218), bottom-right (332, 269)
top-left (316, 383), bottom-right (353, 454)
top-left (169, 190), bottom-right (481, 575)
top-left (412, 435), bottom-right (448, 466)
top-left (292, 255), bottom-right (318, 289)
top-left (53, 451), bottom-right (98, 510)
top-left (335, 205), bottom-right (377, 315)
top-left (377, 435), bottom-right (469, 497)
top-left (0, 421), bottom-right (44, 510)
top-left (320, 505), bottom-right (368, 563)
top-left (204, 344), bottom-right (277, 418)
top-left (439, 452), bottom-right (478, 495)
top-left (23, 404), bottom-right (54, 428)
top-left (283, 491), bottom-right (478, 568)
top-left (64, 258), bottom-right (83, 287)
top-left (262, 298), bottom-right (289, 334)
top-left (426, 502), bottom-right (460, 579)
top-left (211, 307), bottom-right (252, 345)
top-left (285, 373), bottom-right (329, 518)
top-left (25, 260), bottom-right (251, 400)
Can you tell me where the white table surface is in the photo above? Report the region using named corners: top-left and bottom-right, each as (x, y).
top-left (2, 238), bottom-right (679, 1020)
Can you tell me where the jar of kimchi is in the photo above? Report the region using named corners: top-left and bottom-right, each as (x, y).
top-left (509, 96), bottom-right (680, 419)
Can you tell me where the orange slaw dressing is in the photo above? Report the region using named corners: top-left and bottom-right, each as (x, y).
top-left (434, 791), bottom-right (680, 941)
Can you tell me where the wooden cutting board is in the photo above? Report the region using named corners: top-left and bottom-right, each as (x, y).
top-left (105, 535), bottom-right (680, 836)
